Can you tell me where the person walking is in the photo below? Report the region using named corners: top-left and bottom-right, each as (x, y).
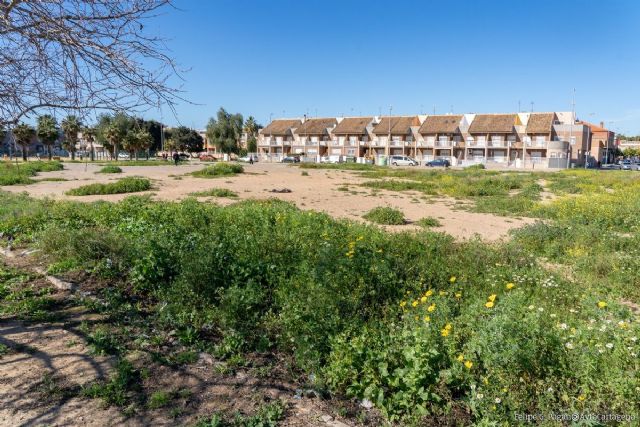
top-left (172, 151), bottom-right (179, 166)
top-left (249, 155), bottom-right (254, 165)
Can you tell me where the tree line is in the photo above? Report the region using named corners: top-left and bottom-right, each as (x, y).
top-left (1, 107), bottom-right (263, 161)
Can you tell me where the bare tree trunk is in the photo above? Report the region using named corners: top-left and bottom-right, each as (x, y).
top-left (22, 146), bottom-right (27, 161)
top-left (90, 143), bottom-right (95, 162)
top-left (71, 150), bottom-right (75, 161)
top-left (48, 145), bottom-right (52, 160)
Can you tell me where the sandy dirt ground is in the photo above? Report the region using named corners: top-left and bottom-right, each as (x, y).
top-left (1, 161), bottom-right (534, 241)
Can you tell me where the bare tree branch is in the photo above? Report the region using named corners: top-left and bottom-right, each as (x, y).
top-left (0, 0), bottom-right (187, 127)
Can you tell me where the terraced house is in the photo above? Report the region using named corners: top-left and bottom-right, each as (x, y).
top-left (257, 111), bottom-right (612, 168)
top-left (371, 116), bottom-right (420, 157)
top-left (292, 118), bottom-right (337, 159)
top-left (330, 117), bottom-right (374, 158)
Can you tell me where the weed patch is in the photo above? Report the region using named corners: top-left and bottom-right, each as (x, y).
top-left (66, 177), bottom-right (151, 196)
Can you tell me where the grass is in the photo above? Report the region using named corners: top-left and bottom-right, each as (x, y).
top-left (362, 206), bottom-right (406, 225)
top-left (66, 177), bottom-right (151, 196)
top-left (192, 163), bottom-right (244, 178)
top-left (1, 168), bottom-right (640, 424)
top-left (190, 188), bottom-right (238, 198)
top-left (298, 162), bottom-right (376, 171)
top-left (0, 161), bottom-right (64, 185)
top-left (36, 177), bottom-right (69, 182)
top-left (417, 216), bottom-right (441, 228)
top-left (97, 165), bottom-right (123, 174)
top-left (97, 160), bottom-right (171, 166)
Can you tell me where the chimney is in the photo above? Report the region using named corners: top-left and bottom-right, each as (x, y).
top-left (600, 121), bottom-right (605, 129)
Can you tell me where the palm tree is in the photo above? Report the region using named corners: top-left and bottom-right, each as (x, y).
top-left (13, 123), bottom-right (36, 161)
top-left (82, 126), bottom-right (97, 161)
top-left (243, 116), bottom-right (260, 154)
top-left (61, 115), bottom-right (82, 160)
top-left (36, 115), bottom-right (59, 160)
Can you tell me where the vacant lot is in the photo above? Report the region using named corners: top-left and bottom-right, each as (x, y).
top-left (1, 161), bottom-right (533, 241)
top-left (1, 162), bottom-right (639, 426)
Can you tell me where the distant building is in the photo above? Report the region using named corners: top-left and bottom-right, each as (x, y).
top-left (255, 110), bottom-right (613, 168)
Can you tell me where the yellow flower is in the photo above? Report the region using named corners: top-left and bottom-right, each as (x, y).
top-left (412, 300), bottom-right (419, 307)
top-left (483, 377), bottom-right (489, 385)
top-left (415, 316), bottom-right (419, 321)
top-left (420, 296), bottom-right (427, 303)
top-left (456, 354), bottom-right (464, 362)
top-left (376, 249), bottom-right (383, 253)
top-left (464, 360), bottom-right (473, 369)
top-left (450, 276), bottom-right (456, 283)
top-left (441, 328), bottom-right (450, 337)
top-left (425, 289), bottom-right (434, 297)
top-left (578, 394), bottom-right (586, 402)
top-left (427, 303), bottom-right (436, 312)
top-left (444, 323), bottom-right (452, 330)
top-left (423, 315), bottom-right (430, 323)
top-left (488, 294), bottom-right (497, 302)
top-left (485, 301), bottom-right (494, 309)
top-left (439, 290), bottom-right (447, 296)
top-left (399, 301), bottom-right (407, 307)
top-left (597, 301), bottom-right (607, 309)
top-left (506, 283), bottom-right (515, 290)
top-left (455, 292), bottom-right (462, 299)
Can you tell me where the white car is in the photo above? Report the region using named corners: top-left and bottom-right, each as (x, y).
top-left (389, 155), bottom-right (418, 166)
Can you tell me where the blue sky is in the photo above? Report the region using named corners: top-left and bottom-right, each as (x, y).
top-left (149, 0), bottom-right (640, 134)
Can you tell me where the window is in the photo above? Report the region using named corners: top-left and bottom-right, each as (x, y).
top-left (570, 136), bottom-right (576, 145)
top-left (338, 136), bottom-right (345, 145)
top-left (349, 136), bottom-right (357, 146)
top-left (311, 136), bottom-right (319, 143)
top-left (347, 148), bottom-right (356, 155)
top-left (426, 136), bottom-right (435, 144)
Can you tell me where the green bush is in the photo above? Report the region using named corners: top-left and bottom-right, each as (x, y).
top-left (98, 165), bottom-right (123, 174)
top-left (363, 206), bottom-right (406, 225)
top-left (192, 163), bottom-right (243, 178)
top-left (417, 216), bottom-right (441, 228)
top-left (190, 188), bottom-right (238, 198)
top-left (66, 177), bottom-right (151, 196)
top-left (0, 161), bottom-right (64, 185)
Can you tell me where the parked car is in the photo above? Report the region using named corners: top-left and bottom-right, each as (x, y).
top-left (281, 156), bottom-right (300, 163)
top-left (426, 159), bottom-right (451, 168)
top-left (238, 154), bottom-right (258, 163)
top-left (117, 152), bottom-right (130, 160)
top-left (621, 160), bottom-right (633, 170)
top-left (199, 153), bottom-right (216, 162)
top-left (320, 155), bottom-right (341, 163)
top-left (389, 155), bottom-right (418, 166)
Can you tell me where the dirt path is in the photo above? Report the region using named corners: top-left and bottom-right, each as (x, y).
top-left (1, 162), bottom-right (533, 241)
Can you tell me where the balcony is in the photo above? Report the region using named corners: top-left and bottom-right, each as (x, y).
top-left (525, 140), bottom-right (548, 148)
top-left (488, 140), bottom-right (507, 148)
top-left (467, 141), bottom-right (486, 148)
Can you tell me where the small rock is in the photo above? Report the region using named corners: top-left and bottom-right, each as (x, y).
top-left (320, 414), bottom-right (333, 423)
top-left (328, 421), bottom-right (350, 427)
top-left (198, 352), bottom-right (215, 365)
top-left (360, 398), bottom-right (373, 409)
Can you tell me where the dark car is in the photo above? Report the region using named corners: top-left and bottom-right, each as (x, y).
top-left (426, 159), bottom-right (450, 167)
top-left (281, 156), bottom-right (300, 163)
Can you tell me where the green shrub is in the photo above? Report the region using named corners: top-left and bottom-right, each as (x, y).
top-left (192, 163), bottom-right (243, 178)
top-left (417, 216), bottom-right (441, 228)
top-left (82, 359), bottom-right (141, 406)
top-left (0, 161), bottom-right (63, 185)
top-left (190, 188), bottom-right (238, 198)
top-left (98, 165), bottom-right (123, 174)
top-left (363, 206), bottom-right (406, 225)
top-left (66, 177), bottom-right (151, 196)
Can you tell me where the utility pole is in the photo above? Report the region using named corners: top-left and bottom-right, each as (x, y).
top-left (386, 105), bottom-right (392, 159)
